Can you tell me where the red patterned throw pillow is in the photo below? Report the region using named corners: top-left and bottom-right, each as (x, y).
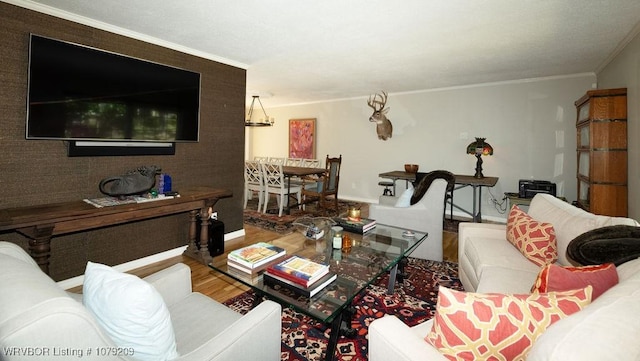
top-left (506, 205), bottom-right (558, 266)
top-left (425, 286), bottom-right (592, 361)
top-left (531, 263), bottom-right (618, 300)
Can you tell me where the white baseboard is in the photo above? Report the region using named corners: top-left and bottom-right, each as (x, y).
top-left (58, 228), bottom-right (246, 290)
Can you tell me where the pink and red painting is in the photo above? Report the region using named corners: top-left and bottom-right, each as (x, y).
top-left (288, 118), bottom-right (316, 159)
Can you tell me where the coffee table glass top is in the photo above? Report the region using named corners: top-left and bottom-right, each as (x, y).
top-left (209, 224), bottom-right (427, 323)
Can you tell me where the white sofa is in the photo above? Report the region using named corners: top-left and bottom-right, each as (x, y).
top-left (0, 241), bottom-right (282, 361)
top-left (369, 194), bottom-right (640, 361)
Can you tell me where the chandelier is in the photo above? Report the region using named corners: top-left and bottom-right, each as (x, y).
top-left (245, 95), bottom-right (274, 127)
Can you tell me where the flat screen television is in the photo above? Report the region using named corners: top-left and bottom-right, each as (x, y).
top-left (26, 34), bottom-right (201, 149)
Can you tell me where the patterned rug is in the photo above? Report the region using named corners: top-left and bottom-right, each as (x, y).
top-left (223, 258), bottom-right (463, 361)
top-left (244, 197), bottom-right (354, 234)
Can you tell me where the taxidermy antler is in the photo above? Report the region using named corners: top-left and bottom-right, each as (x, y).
top-left (367, 91), bottom-right (392, 140)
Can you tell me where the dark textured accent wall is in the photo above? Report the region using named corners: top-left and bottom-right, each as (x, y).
top-left (0, 3), bottom-right (246, 281)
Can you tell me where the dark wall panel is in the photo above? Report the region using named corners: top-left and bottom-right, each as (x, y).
top-left (0, 3), bottom-right (246, 281)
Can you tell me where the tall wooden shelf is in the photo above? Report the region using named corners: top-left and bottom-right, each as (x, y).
top-left (575, 88), bottom-right (627, 217)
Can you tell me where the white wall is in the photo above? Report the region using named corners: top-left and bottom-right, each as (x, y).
top-left (247, 75), bottom-right (596, 221)
top-left (597, 32), bottom-right (640, 220)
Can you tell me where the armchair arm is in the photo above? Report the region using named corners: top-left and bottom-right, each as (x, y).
top-left (369, 203), bottom-right (437, 234)
top-left (143, 263), bottom-right (192, 307)
top-left (368, 316), bottom-right (447, 361)
top-left (178, 300), bottom-right (282, 361)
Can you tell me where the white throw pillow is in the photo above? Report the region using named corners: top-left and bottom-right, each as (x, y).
top-left (394, 183), bottom-right (414, 207)
top-left (83, 262), bottom-right (179, 361)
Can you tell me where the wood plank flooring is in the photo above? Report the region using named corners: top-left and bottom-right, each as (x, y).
top-left (69, 224), bottom-right (458, 303)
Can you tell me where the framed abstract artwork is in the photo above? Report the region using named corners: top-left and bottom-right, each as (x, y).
top-left (289, 118), bottom-right (316, 159)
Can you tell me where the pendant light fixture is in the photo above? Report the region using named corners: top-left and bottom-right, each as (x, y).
top-left (245, 95), bottom-right (274, 127)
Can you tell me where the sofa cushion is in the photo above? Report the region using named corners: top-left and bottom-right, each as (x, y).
top-left (531, 263), bottom-right (618, 300)
top-left (462, 235), bottom-right (541, 293)
top-left (506, 205), bottom-right (558, 267)
top-left (83, 262), bottom-right (179, 361)
top-left (527, 257), bottom-right (640, 361)
top-left (425, 286), bottom-right (592, 361)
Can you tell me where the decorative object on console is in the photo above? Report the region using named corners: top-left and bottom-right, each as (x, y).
top-left (245, 95), bottom-right (274, 127)
top-left (466, 137), bottom-right (493, 178)
top-left (404, 164), bottom-right (419, 173)
top-left (98, 165), bottom-right (160, 196)
top-left (367, 91), bottom-right (393, 140)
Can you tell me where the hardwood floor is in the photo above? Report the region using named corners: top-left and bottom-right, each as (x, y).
top-left (69, 224), bottom-right (458, 303)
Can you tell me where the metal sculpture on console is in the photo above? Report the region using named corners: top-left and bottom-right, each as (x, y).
top-left (99, 165), bottom-right (160, 196)
top-left (466, 137), bottom-right (493, 178)
top-left (367, 91), bottom-right (393, 140)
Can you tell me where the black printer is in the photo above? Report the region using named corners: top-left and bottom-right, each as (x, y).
top-left (518, 179), bottom-right (556, 198)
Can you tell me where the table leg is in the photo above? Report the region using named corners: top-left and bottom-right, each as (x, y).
top-left (477, 186), bottom-right (483, 223)
top-left (387, 263), bottom-right (398, 294)
top-left (18, 224), bottom-right (55, 274)
top-left (325, 305), bottom-right (357, 361)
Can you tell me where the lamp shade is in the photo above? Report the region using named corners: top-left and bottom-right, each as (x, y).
top-left (466, 137), bottom-right (493, 156)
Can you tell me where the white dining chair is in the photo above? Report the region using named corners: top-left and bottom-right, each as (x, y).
top-left (244, 160), bottom-right (264, 211)
top-left (253, 156), bottom-right (269, 163)
top-left (262, 162), bottom-right (302, 217)
top-left (285, 158), bottom-right (303, 166)
top-left (268, 157), bottom-right (286, 165)
top-left (300, 158), bottom-right (322, 190)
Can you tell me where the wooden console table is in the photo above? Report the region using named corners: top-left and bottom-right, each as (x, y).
top-left (0, 186), bottom-right (232, 274)
top-left (378, 171), bottom-right (499, 222)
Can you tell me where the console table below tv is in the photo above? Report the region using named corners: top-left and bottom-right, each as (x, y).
top-left (0, 186), bottom-right (232, 275)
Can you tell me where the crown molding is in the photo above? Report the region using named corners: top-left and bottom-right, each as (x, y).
top-left (3, 0), bottom-right (248, 69)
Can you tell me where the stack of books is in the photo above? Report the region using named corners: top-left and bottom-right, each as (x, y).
top-left (227, 242), bottom-right (287, 274)
top-left (334, 217), bottom-right (376, 234)
top-left (264, 256), bottom-right (337, 297)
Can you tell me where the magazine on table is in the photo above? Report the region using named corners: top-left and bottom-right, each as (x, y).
top-left (227, 242), bottom-right (286, 269)
top-left (264, 271), bottom-right (337, 298)
top-left (334, 217), bottom-right (376, 234)
top-left (265, 255), bottom-right (329, 287)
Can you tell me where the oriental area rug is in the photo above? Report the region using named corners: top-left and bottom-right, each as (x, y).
top-left (223, 258), bottom-right (463, 361)
top-left (243, 197), bottom-right (354, 234)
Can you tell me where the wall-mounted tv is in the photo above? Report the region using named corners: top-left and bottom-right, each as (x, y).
top-left (26, 34), bottom-right (201, 149)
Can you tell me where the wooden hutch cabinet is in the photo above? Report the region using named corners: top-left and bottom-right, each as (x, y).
top-left (575, 88), bottom-right (627, 217)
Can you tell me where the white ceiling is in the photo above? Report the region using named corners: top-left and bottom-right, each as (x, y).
top-left (12, 0), bottom-right (640, 107)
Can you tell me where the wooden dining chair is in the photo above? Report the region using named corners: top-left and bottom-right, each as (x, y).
top-left (301, 155), bottom-right (342, 215)
top-left (262, 162), bottom-right (302, 217)
top-left (244, 160), bottom-right (264, 210)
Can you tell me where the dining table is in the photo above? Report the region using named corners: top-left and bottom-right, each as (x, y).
top-left (282, 165), bottom-right (327, 215)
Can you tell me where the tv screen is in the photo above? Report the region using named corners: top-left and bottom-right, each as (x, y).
top-left (26, 34), bottom-right (200, 143)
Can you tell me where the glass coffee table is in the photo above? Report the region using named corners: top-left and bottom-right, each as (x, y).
top-left (209, 223), bottom-right (427, 361)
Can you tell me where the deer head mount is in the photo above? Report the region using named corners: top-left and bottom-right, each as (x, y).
top-left (367, 91), bottom-right (393, 140)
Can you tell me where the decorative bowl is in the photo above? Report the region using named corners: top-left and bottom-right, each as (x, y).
top-left (404, 164), bottom-right (419, 173)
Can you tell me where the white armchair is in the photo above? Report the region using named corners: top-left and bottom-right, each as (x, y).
top-left (0, 241), bottom-right (282, 361)
top-left (368, 170), bottom-right (454, 262)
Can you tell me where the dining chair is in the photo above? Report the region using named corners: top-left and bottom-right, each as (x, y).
top-left (244, 160), bottom-right (264, 211)
top-left (262, 162), bottom-right (302, 217)
top-left (302, 158), bottom-right (321, 168)
top-left (285, 158), bottom-right (303, 166)
top-left (300, 158), bottom-right (322, 189)
top-left (253, 156), bottom-right (269, 163)
top-left (268, 157), bottom-right (286, 165)
top-left (301, 155), bottom-right (342, 215)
